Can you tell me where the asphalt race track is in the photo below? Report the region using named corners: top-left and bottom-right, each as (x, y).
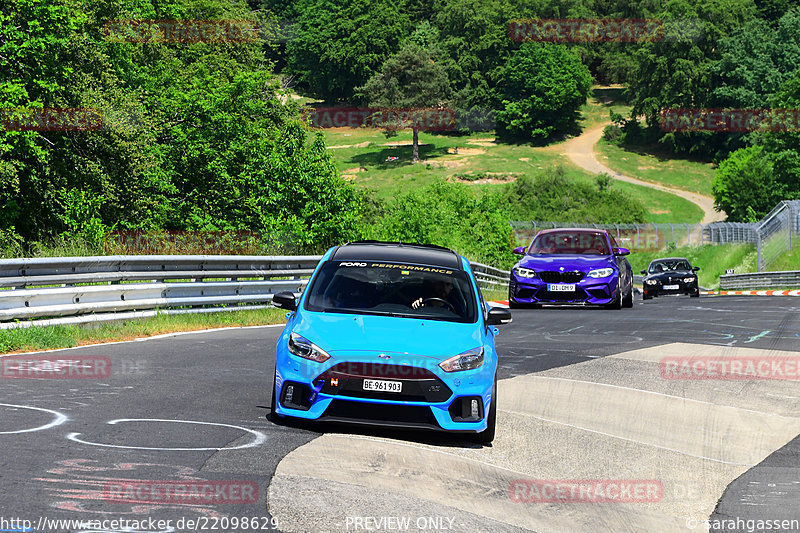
top-left (1, 295), bottom-right (799, 533)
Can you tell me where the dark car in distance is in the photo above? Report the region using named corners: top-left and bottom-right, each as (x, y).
top-left (641, 257), bottom-right (700, 300)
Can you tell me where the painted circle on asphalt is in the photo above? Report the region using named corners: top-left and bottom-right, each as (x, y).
top-left (67, 418), bottom-right (267, 451)
top-left (0, 403), bottom-right (69, 434)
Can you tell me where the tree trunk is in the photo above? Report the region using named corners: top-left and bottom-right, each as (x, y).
top-left (412, 128), bottom-right (419, 162)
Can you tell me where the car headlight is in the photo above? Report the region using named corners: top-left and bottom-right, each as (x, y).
top-left (288, 332), bottom-right (331, 363)
top-left (587, 268), bottom-right (614, 278)
top-left (645, 279), bottom-right (658, 285)
top-left (683, 277), bottom-right (696, 283)
top-left (513, 266), bottom-right (537, 278)
top-left (439, 347), bottom-right (484, 372)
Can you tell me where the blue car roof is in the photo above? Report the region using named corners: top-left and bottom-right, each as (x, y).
top-left (330, 241), bottom-right (463, 270)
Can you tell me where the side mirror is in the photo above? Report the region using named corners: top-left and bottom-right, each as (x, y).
top-left (487, 307), bottom-right (512, 326)
top-left (513, 246), bottom-right (526, 255)
top-left (640, 269), bottom-right (647, 275)
top-left (272, 291), bottom-right (297, 311)
top-left (613, 247), bottom-right (630, 256)
top-left (693, 266), bottom-right (700, 271)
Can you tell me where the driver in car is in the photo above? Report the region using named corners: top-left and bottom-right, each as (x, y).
top-left (410, 278), bottom-right (464, 315)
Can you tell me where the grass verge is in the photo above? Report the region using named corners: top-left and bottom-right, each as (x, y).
top-left (595, 139), bottom-right (716, 197)
top-left (766, 242), bottom-right (800, 272)
top-left (0, 308), bottom-right (287, 354)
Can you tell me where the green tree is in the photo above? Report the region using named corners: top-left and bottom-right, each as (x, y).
top-left (371, 180), bottom-right (515, 268)
top-left (495, 43), bottom-right (592, 141)
top-left (286, 0), bottom-right (411, 102)
top-left (627, 0), bottom-right (757, 132)
top-left (358, 35), bottom-right (451, 161)
top-left (756, 73), bottom-right (800, 208)
top-left (434, 0), bottom-right (514, 110)
top-left (712, 146), bottom-right (779, 221)
top-left (711, 11), bottom-right (800, 109)
top-left (1, 0), bottom-right (365, 252)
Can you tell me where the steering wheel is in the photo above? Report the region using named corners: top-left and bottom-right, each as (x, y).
top-left (419, 298), bottom-right (456, 312)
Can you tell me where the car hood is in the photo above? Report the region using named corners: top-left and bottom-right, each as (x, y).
top-left (518, 254), bottom-right (615, 271)
top-left (292, 311), bottom-right (482, 361)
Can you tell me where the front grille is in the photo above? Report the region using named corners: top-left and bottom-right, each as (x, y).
top-left (539, 271), bottom-right (585, 283)
top-left (316, 363), bottom-right (452, 403)
top-left (322, 399), bottom-right (439, 427)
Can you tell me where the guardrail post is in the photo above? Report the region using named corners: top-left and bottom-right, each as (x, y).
top-left (757, 232), bottom-right (763, 272)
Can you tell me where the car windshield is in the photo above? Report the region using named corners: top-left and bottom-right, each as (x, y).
top-left (304, 261), bottom-right (478, 323)
top-left (649, 260), bottom-right (692, 273)
top-left (528, 232), bottom-right (611, 255)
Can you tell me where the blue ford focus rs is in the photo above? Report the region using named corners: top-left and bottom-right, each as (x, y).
top-left (270, 241), bottom-right (512, 443)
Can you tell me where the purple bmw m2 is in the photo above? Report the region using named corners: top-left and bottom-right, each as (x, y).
top-left (508, 228), bottom-right (634, 309)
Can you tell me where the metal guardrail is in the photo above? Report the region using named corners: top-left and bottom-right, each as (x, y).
top-left (0, 255), bottom-right (320, 325)
top-left (470, 262), bottom-right (509, 286)
top-left (720, 270), bottom-right (800, 290)
top-left (0, 255), bottom-right (510, 326)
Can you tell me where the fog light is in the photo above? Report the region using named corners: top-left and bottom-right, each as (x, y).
top-left (449, 396), bottom-right (484, 422)
top-left (285, 385), bottom-right (294, 403)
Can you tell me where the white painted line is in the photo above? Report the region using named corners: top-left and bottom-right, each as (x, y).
top-left (66, 418), bottom-right (267, 451)
top-left (0, 403), bottom-right (69, 434)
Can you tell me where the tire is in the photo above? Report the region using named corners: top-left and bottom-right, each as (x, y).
top-left (690, 291), bottom-right (700, 298)
top-left (622, 282), bottom-right (634, 308)
top-left (474, 376), bottom-right (497, 445)
top-left (643, 293), bottom-right (652, 300)
top-left (508, 288), bottom-right (520, 309)
top-left (269, 365), bottom-right (284, 424)
top-left (605, 282), bottom-right (623, 309)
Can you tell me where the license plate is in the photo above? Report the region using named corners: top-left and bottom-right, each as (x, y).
top-left (663, 284), bottom-right (679, 290)
top-left (363, 379), bottom-right (402, 393)
top-left (548, 284), bottom-right (575, 292)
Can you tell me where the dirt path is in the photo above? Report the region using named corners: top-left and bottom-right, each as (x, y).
top-left (561, 124), bottom-right (725, 223)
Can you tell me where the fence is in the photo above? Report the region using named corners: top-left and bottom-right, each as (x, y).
top-left (754, 200), bottom-right (800, 271)
top-left (0, 255), bottom-right (508, 327)
top-left (510, 199), bottom-right (800, 272)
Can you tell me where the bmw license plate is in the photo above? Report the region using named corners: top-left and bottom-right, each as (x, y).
top-left (363, 379), bottom-right (402, 393)
top-left (548, 284), bottom-right (575, 292)
top-left (663, 284), bottom-right (679, 290)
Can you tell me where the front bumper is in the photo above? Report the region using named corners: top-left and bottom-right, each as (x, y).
top-left (509, 273), bottom-right (619, 305)
top-left (274, 356), bottom-right (494, 433)
top-left (643, 280), bottom-right (699, 297)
